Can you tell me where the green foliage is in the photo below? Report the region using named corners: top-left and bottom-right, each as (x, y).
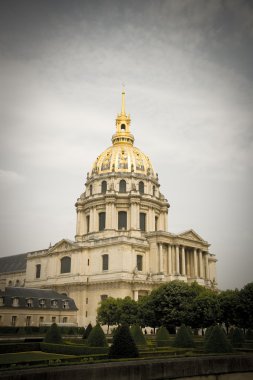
top-left (87, 324), bottom-right (108, 347)
top-left (219, 290), bottom-right (239, 332)
top-left (230, 327), bottom-right (245, 348)
top-left (236, 282), bottom-right (253, 329)
top-left (40, 342), bottom-right (108, 355)
top-left (156, 326), bottom-right (170, 347)
top-left (173, 325), bottom-right (195, 348)
top-left (0, 342), bottom-right (40, 354)
top-left (44, 323), bottom-right (62, 344)
top-left (83, 323), bottom-right (92, 339)
top-left (246, 328), bottom-right (253, 340)
top-left (130, 324), bottom-right (146, 346)
top-left (205, 325), bottom-right (214, 340)
top-left (137, 296), bottom-right (157, 329)
top-left (119, 297), bottom-right (138, 325)
top-left (97, 297), bottom-right (120, 333)
top-left (189, 294), bottom-right (220, 329)
top-left (109, 324), bottom-right (139, 358)
top-left (204, 325), bottom-right (232, 353)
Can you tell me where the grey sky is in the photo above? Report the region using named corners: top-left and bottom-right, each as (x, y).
top-left (0, 0), bottom-right (252, 290)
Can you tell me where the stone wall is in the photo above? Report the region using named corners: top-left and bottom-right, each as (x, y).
top-left (0, 354), bottom-right (252, 380)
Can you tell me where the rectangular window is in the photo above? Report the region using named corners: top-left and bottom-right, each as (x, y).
top-left (100, 294), bottom-right (108, 301)
top-left (62, 317), bottom-right (68, 323)
top-left (99, 212), bottom-right (106, 231)
top-left (86, 298), bottom-right (88, 304)
top-left (36, 264), bottom-right (41, 279)
top-left (39, 316), bottom-right (44, 325)
top-left (155, 216), bottom-right (158, 231)
top-left (26, 299), bottom-right (33, 307)
top-left (86, 215), bottom-right (90, 233)
top-left (85, 311), bottom-right (88, 317)
top-left (118, 211), bottom-right (127, 230)
top-left (137, 255), bottom-right (143, 271)
top-left (11, 316), bottom-right (17, 326)
top-left (26, 316), bottom-right (31, 326)
top-left (52, 317), bottom-right (56, 323)
top-left (140, 213), bottom-right (146, 232)
top-left (102, 254), bottom-right (109, 271)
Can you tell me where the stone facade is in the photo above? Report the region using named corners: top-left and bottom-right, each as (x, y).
top-left (0, 91), bottom-right (217, 327)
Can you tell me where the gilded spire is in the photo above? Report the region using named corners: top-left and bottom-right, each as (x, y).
top-left (121, 86), bottom-right (126, 115)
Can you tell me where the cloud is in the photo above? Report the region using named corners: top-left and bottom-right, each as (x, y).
top-left (0, 169), bottom-right (24, 184)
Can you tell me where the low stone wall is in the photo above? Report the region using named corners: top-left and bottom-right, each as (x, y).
top-left (0, 354), bottom-right (252, 380)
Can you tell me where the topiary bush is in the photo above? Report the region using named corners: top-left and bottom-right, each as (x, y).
top-left (204, 325), bottom-right (232, 353)
top-left (205, 325), bottom-right (214, 340)
top-left (44, 323), bottom-right (62, 344)
top-left (156, 326), bottom-right (170, 347)
top-left (230, 327), bottom-right (245, 348)
top-left (87, 324), bottom-right (108, 347)
top-left (130, 324), bottom-right (146, 346)
top-left (246, 328), bottom-right (253, 340)
top-left (173, 325), bottom-right (195, 348)
top-left (83, 323), bottom-right (92, 339)
top-left (109, 324), bottom-right (139, 358)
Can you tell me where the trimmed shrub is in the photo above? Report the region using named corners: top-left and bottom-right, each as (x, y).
top-left (156, 326), bottom-right (170, 347)
top-left (204, 325), bottom-right (232, 353)
top-left (205, 325), bottom-right (214, 340)
top-left (173, 325), bottom-right (195, 348)
top-left (130, 324), bottom-right (146, 346)
top-left (87, 324), bottom-right (108, 347)
top-left (0, 342), bottom-right (40, 354)
top-left (83, 323), bottom-right (92, 339)
top-left (246, 328), bottom-right (253, 340)
top-left (109, 324), bottom-right (139, 358)
top-left (44, 323), bottom-right (62, 344)
top-left (230, 328), bottom-right (245, 348)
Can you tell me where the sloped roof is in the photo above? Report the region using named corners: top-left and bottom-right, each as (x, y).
top-left (0, 253), bottom-right (28, 274)
top-left (0, 287), bottom-right (78, 311)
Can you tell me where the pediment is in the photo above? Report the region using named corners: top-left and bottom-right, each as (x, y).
top-left (49, 239), bottom-right (77, 253)
top-left (178, 229), bottom-right (206, 243)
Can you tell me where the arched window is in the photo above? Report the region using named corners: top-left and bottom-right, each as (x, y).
top-left (119, 179), bottom-right (126, 193)
top-left (121, 124), bottom-right (126, 131)
top-left (101, 181), bottom-right (107, 194)
top-left (99, 212), bottom-right (106, 231)
top-left (8, 280), bottom-right (12, 287)
top-left (118, 211), bottom-right (127, 230)
top-left (153, 185), bottom-right (156, 196)
top-left (137, 255), bottom-right (143, 271)
top-left (60, 256), bottom-right (71, 274)
top-left (140, 213), bottom-right (146, 232)
top-left (139, 181), bottom-right (144, 194)
top-left (89, 185), bottom-right (93, 196)
top-left (102, 254), bottom-right (109, 271)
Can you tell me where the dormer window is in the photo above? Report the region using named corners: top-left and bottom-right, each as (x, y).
top-left (39, 299), bottom-right (46, 308)
top-left (26, 298), bottom-right (33, 308)
top-left (63, 300), bottom-right (69, 309)
top-left (12, 297), bottom-right (19, 307)
top-left (51, 299), bottom-right (58, 308)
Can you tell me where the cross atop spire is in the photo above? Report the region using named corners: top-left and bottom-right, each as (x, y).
top-left (112, 88), bottom-right (134, 146)
top-left (121, 86), bottom-right (126, 116)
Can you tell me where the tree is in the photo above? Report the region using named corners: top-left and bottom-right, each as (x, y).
top-left (189, 293), bottom-right (220, 333)
top-left (119, 297), bottom-right (138, 325)
top-left (109, 324), bottom-right (139, 358)
top-left (130, 324), bottom-right (146, 346)
top-left (156, 326), bottom-right (170, 347)
top-left (219, 290), bottom-right (239, 333)
top-left (137, 296), bottom-right (158, 330)
top-left (173, 324), bottom-right (195, 348)
top-left (236, 282), bottom-right (253, 330)
top-left (87, 324), bottom-right (108, 347)
top-left (83, 323), bottom-right (93, 339)
top-left (230, 327), bottom-right (245, 348)
top-left (97, 297), bottom-right (120, 333)
top-left (147, 281), bottom-right (199, 328)
top-left (44, 323), bottom-right (62, 344)
top-left (204, 325), bottom-right (232, 353)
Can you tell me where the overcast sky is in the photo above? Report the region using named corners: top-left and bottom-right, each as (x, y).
top-left (0, 0), bottom-right (252, 290)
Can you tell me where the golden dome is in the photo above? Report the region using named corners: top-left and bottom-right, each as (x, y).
top-left (91, 90), bottom-right (155, 178)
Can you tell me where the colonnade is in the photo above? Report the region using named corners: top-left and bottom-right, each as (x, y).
top-left (158, 243), bottom-right (209, 280)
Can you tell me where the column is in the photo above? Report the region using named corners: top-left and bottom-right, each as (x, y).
top-left (90, 208), bottom-right (94, 232)
top-left (133, 290), bottom-right (138, 301)
top-left (130, 203), bottom-right (137, 229)
top-left (181, 246), bottom-right (186, 276)
top-left (159, 243), bottom-right (164, 273)
top-left (193, 248), bottom-right (198, 277)
top-left (175, 245), bottom-right (180, 274)
top-left (199, 250), bottom-right (203, 278)
top-left (111, 203), bottom-right (116, 229)
top-left (106, 203), bottom-right (111, 229)
top-left (164, 212), bottom-right (168, 232)
top-left (205, 253), bottom-right (209, 279)
top-left (168, 245), bottom-right (172, 275)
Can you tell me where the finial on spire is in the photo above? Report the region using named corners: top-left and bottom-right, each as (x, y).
top-left (121, 84), bottom-right (126, 115)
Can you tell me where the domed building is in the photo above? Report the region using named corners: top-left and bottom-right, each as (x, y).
top-left (0, 91), bottom-right (217, 327)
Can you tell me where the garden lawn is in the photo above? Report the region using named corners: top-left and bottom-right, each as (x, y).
top-left (0, 351), bottom-right (75, 365)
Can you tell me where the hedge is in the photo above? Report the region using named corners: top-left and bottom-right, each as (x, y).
top-left (0, 342), bottom-right (41, 354)
top-left (40, 342), bottom-right (108, 355)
